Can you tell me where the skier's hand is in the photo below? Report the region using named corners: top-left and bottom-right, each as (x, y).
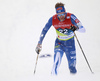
top-left (35, 44), bottom-right (42, 54)
top-left (70, 25), bottom-right (79, 32)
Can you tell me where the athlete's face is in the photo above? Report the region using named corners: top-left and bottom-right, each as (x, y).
top-left (57, 12), bottom-right (66, 21)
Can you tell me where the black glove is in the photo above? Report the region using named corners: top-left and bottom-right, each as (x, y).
top-left (70, 25), bottom-right (79, 32)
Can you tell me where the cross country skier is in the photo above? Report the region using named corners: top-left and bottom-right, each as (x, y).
top-left (35, 2), bottom-right (86, 75)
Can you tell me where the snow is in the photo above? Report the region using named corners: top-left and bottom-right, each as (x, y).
top-left (0, 0), bottom-right (100, 81)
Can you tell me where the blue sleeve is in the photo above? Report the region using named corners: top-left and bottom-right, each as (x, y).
top-left (71, 14), bottom-right (86, 32)
top-left (71, 14), bottom-right (83, 28)
top-left (38, 17), bottom-right (52, 44)
top-left (71, 14), bottom-right (80, 27)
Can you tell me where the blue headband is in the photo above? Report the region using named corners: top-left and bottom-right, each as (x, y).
top-left (56, 6), bottom-right (65, 13)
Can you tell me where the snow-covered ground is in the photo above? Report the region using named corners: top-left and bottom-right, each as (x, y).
top-left (0, 0), bottom-right (100, 81)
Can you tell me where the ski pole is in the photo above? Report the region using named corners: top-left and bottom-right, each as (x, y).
top-left (34, 54), bottom-right (39, 74)
top-left (74, 32), bottom-right (94, 74)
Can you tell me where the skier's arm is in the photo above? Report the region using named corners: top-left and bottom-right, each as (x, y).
top-left (35, 17), bottom-right (52, 54)
top-left (71, 14), bottom-right (86, 33)
top-left (38, 17), bottom-right (52, 44)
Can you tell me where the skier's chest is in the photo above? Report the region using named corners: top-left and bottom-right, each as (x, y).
top-left (53, 20), bottom-right (72, 29)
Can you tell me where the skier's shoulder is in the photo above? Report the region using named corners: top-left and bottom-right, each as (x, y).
top-left (52, 14), bottom-right (57, 19)
top-left (47, 16), bottom-right (53, 24)
top-left (70, 13), bottom-right (78, 20)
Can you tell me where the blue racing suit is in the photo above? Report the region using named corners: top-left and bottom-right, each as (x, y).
top-left (38, 12), bottom-right (85, 75)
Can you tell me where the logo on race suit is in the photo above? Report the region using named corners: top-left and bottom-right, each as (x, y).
top-left (58, 22), bottom-right (63, 24)
top-left (58, 35), bottom-right (60, 38)
top-left (67, 16), bottom-right (70, 19)
top-left (70, 56), bottom-right (76, 59)
top-left (75, 19), bottom-right (79, 23)
top-left (54, 24), bottom-right (71, 28)
top-left (54, 17), bottom-right (56, 19)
